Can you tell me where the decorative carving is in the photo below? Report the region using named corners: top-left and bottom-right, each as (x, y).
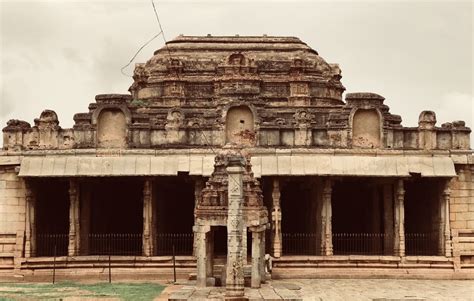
top-left (418, 111), bottom-right (437, 129)
top-left (34, 110), bottom-right (60, 130)
top-left (290, 82), bottom-right (309, 96)
top-left (294, 110), bottom-right (314, 126)
top-left (165, 108), bottom-right (185, 129)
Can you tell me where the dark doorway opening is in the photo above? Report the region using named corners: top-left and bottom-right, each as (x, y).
top-left (155, 176), bottom-right (194, 255)
top-left (405, 178), bottom-right (443, 256)
top-left (281, 178), bottom-right (319, 255)
top-left (213, 226), bottom-right (227, 256)
top-left (332, 178), bottom-right (385, 255)
top-left (87, 178), bottom-right (143, 255)
top-left (34, 179), bottom-right (69, 257)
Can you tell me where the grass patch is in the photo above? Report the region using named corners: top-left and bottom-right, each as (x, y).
top-left (0, 282), bottom-right (165, 301)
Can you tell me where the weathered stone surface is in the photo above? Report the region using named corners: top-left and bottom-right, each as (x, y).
top-left (0, 35), bottom-right (472, 280)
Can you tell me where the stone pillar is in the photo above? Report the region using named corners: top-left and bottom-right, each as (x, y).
top-left (24, 181), bottom-right (36, 258)
top-left (242, 228), bottom-right (248, 263)
top-left (193, 178), bottom-right (204, 256)
top-left (383, 184), bottom-right (394, 255)
top-left (440, 181), bottom-right (452, 257)
top-left (206, 230), bottom-right (214, 280)
top-left (194, 225), bottom-right (211, 287)
top-left (225, 157), bottom-right (245, 298)
top-left (321, 178), bottom-right (333, 256)
top-left (260, 229), bottom-right (266, 283)
top-left (271, 178), bottom-right (282, 258)
top-left (394, 179), bottom-right (405, 257)
top-left (142, 178), bottom-right (154, 256)
top-left (68, 179), bottom-right (80, 256)
top-left (251, 230), bottom-right (263, 288)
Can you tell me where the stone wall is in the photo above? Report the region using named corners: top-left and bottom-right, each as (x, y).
top-left (450, 163), bottom-right (474, 269)
top-left (0, 166), bottom-right (25, 270)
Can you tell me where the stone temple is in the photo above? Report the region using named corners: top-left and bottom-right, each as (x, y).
top-left (0, 36), bottom-right (473, 290)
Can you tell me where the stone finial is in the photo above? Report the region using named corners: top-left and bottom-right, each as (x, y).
top-left (452, 120), bottom-right (466, 128)
top-left (34, 110), bottom-right (60, 130)
top-left (418, 110), bottom-right (437, 129)
top-left (2, 119), bottom-right (31, 132)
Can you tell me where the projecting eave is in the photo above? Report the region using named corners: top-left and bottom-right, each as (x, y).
top-left (7, 148), bottom-right (470, 178)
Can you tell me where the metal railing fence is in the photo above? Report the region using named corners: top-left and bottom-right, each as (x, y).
top-left (36, 233), bottom-right (68, 257)
top-left (155, 233), bottom-right (194, 256)
top-left (332, 233), bottom-right (388, 255)
top-left (282, 233), bottom-right (321, 255)
top-left (405, 233), bottom-right (439, 256)
top-left (88, 233), bottom-right (142, 256)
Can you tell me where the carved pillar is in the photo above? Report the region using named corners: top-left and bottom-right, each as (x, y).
top-left (193, 178), bottom-right (204, 256)
top-left (142, 178), bottom-right (154, 256)
top-left (225, 158), bottom-right (245, 298)
top-left (68, 179), bottom-right (80, 256)
top-left (394, 179), bottom-right (405, 257)
top-left (251, 229), bottom-right (263, 288)
top-left (320, 179), bottom-right (333, 256)
top-left (440, 181), bottom-right (452, 257)
top-left (206, 229), bottom-right (214, 280)
top-left (260, 229), bottom-right (266, 283)
top-left (271, 178), bottom-right (282, 258)
top-left (24, 181), bottom-right (36, 258)
top-left (194, 225), bottom-right (211, 287)
top-left (383, 184), bottom-right (394, 255)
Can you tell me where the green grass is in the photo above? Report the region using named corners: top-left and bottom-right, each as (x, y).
top-left (0, 281), bottom-right (165, 301)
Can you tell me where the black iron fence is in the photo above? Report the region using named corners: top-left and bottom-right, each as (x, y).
top-left (405, 233), bottom-right (439, 256)
top-left (333, 233), bottom-right (388, 255)
top-left (155, 233), bottom-right (194, 256)
top-left (36, 234), bottom-right (69, 257)
top-left (282, 233), bottom-right (321, 255)
top-left (88, 233), bottom-right (142, 256)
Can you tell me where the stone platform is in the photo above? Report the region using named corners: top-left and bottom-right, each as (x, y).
top-left (160, 278), bottom-right (474, 300)
top-left (163, 282), bottom-right (301, 300)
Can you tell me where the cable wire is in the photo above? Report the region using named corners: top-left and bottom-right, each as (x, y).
top-left (149, 0), bottom-right (244, 189)
top-left (120, 31), bottom-right (163, 77)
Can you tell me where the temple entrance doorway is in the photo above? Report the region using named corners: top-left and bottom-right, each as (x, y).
top-left (83, 178), bottom-right (143, 255)
top-left (281, 177), bottom-right (320, 255)
top-left (155, 176), bottom-right (194, 256)
top-left (332, 178), bottom-right (388, 255)
top-left (34, 179), bottom-right (69, 257)
top-left (405, 178), bottom-right (444, 256)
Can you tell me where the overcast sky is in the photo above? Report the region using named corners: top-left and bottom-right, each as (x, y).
top-left (0, 0), bottom-right (472, 146)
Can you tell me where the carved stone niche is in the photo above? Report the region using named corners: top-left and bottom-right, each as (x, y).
top-left (289, 82), bottom-right (309, 97)
top-left (289, 80), bottom-right (310, 106)
top-left (418, 111), bottom-right (437, 130)
top-left (294, 110), bottom-right (314, 127)
top-left (167, 59), bottom-right (184, 75)
top-left (225, 106), bottom-right (256, 146)
top-left (163, 81), bottom-right (185, 98)
top-left (97, 109), bottom-right (127, 148)
top-left (352, 109), bottom-right (382, 149)
top-left (165, 108), bottom-right (185, 130)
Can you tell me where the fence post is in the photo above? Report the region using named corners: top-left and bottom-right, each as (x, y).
top-left (52, 244), bottom-right (57, 284)
top-left (108, 254), bottom-right (111, 283)
top-left (172, 244), bottom-right (176, 283)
